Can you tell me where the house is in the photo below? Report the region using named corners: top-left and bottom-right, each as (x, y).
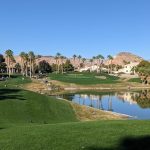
top-left (79, 65), bottom-right (99, 72)
top-left (115, 62), bottom-right (139, 74)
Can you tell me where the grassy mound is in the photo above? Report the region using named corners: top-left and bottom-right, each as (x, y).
top-left (49, 72), bottom-right (120, 84)
top-left (0, 88), bottom-right (77, 125)
top-left (0, 121), bottom-right (150, 150)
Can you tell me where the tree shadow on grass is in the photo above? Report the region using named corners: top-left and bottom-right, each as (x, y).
top-left (86, 136), bottom-right (150, 150)
top-left (0, 89), bottom-right (26, 101)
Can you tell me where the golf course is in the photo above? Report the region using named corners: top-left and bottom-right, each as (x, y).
top-left (0, 75), bottom-right (150, 150)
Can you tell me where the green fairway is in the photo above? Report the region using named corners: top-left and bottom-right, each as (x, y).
top-left (0, 88), bottom-right (77, 125)
top-left (49, 72), bottom-right (120, 84)
top-left (0, 121), bottom-right (150, 150)
top-left (0, 75), bottom-right (150, 150)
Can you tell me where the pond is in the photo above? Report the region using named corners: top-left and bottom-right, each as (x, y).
top-left (56, 90), bottom-right (150, 119)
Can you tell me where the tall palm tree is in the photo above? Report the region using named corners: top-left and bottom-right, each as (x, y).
top-left (24, 53), bottom-right (29, 77)
top-left (107, 55), bottom-right (113, 74)
top-left (20, 52), bottom-right (26, 76)
top-left (82, 58), bottom-right (86, 63)
top-left (28, 51), bottom-right (35, 78)
top-left (97, 54), bottom-right (104, 73)
top-left (56, 52), bottom-right (61, 73)
top-left (54, 56), bottom-right (59, 74)
top-left (10, 55), bottom-right (16, 74)
top-left (15, 63), bottom-right (21, 73)
top-left (5, 49), bottom-right (13, 77)
top-left (89, 59), bottom-right (93, 72)
top-left (73, 54), bottom-right (77, 71)
top-left (60, 55), bottom-right (65, 74)
top-left (78, 55), bottom-right (82, 70)
top-left (73, 54), bottom-right (76, 65)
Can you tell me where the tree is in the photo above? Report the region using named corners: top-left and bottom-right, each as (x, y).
top-left (60, 55), bottom-right (65, 74)
top-left (0, 63), bottom-right (7, 73)
top-left (73, 54), bottom-right (77, 71)
top-left (107, 55), bottom-right (113, 74)
top-left (15, 63), bottom-right (21, 73)
top-left (135, 60), bottom-right (150, 84)
top-left (89, 59), bottom-right (93, 72)
top-left (55, 52), bottom-right (61, 73)
top-left (19, 52), bottom-right (26, 76)
top-left (97, 54), bottom-right (104, 73)
top-left (0, 54), bottom-right (5, 63)
top-left (24, 53), bottom-right (29, 77)
top-left (63, 60), bottom-right (74, 72)
top-left (5, 49), bottom-right (13, 77)
top-left (78, 55), bottom-right (82, 70)
top-left (38, 60), bottom-right (52, 73)
top-left (28, 51), bottom-right (35, 78)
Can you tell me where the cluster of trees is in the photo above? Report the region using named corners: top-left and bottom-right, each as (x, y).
top-left (72, 54), bottom-right (115, 73)
top-left (0, 54), bottom-right (6, 73)
top-left (37, 59), bottom-right (74, 74)
top-left (1, 49), bottom-right (135, 78)
top-left (136, 60), bottom-right (150, 84)
top-left (0, 50), bottom-right (74, 78)
top-left (0, 50), bottom-right (37, 78)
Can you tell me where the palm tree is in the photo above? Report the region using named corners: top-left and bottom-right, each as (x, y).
top-left (60, 55), bottom-right (65, 74)
top-left (97, 54), bottom-right (104, 73)
top-left (5, 49), bottom-right (13, 77)
top-left (20, 52), bottom-right (26, 76)
top-left (54, 56), bottom-right (59, 74)
top-left (28, 51), bottom-right (35, 78)
top-left (78, 55), bottom-right (82, 70)
top-left (82, 58), bottom-right (86, 67)
top-left (73, 54), bottom-right (76, 65)
top-left (107, 55), bottom-right (113, 74)
top-left (73, 54), bottom-right (77, 71)
top-left (56, 53), bottom-right (61, 73)
top-left (89, 59), bottom-right (93, 72)
top-left (24, 53), bottom-right (29, 77)
top-left (15, 63), bottom-right (21, 73)
top-left (10, 55), bottom-right (16, 74)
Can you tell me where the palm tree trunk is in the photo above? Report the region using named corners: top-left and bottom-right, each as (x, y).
top-left (58, 60), bottom-right (60, 73)
top-left (8, 57), bottom-right (11, 77)
top-left (30, 58), bottom-right (32, 78)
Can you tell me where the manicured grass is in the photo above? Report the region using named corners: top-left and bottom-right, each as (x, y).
top-left (0, 121), bottom-right (150, 150)
top-left (0, 74), bottom-right (31, 88)
top-left (49, 72), bottom-right (120, 84)
top-left (0, 74), bottom-right (150, 150)
top-left (128, 78), bottom-right (142, 83)
top-left (0, 88), bottom-right (77, 125)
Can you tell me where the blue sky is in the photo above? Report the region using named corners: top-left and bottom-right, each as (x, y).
top-left (0, 0), bottom-right (150, 59)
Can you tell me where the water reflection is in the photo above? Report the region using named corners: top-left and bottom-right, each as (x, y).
top-left (58, 90), bottom-right (150, 119)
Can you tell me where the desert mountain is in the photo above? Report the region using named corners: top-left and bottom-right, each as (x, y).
top-left (105, 52), bottom-right (143, 66)
top-left (13, 52), bottom-right (143, 67)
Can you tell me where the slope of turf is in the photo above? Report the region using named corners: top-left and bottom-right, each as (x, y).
top-left (0, 88), bottom-right (77, 125)
top-left (49, 72), bottom-right (120, 84)
top-left (0, 74), bottom-right (31, 88)
top-left (0, 121), bottom-right (150, 150)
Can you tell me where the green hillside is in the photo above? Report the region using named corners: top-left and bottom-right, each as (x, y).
top-left (0, 88), bottom-right (77, 125)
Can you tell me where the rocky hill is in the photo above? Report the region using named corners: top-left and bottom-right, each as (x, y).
top-left (13, 52), bottom-right (143, 67)
top-left (105, 52), bottom-right (143, 66)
